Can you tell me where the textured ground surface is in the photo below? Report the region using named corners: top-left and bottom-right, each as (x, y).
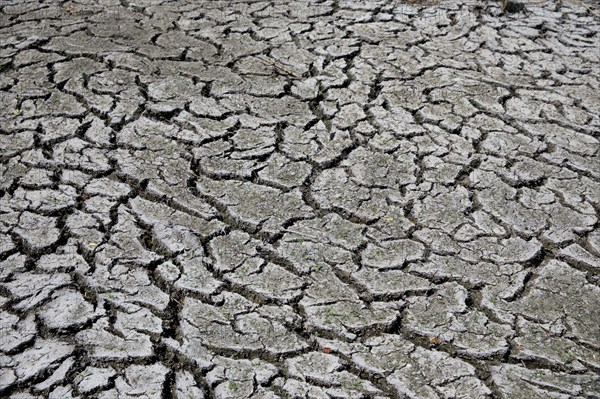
top-left (1, 0), bottom-right (600, 398)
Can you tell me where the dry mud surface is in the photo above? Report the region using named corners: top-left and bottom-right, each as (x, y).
top-left (1, 0), bottom-right (600, 398)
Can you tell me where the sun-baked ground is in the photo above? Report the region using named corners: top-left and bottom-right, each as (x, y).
top-left (0, 1), bottom-right (599, 398)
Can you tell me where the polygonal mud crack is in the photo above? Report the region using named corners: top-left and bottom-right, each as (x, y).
top-left (1, 0), bottom-right (599, 398)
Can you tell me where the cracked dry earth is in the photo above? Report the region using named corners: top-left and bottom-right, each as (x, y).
top-left (0, 0), bottom-right (600, 398)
